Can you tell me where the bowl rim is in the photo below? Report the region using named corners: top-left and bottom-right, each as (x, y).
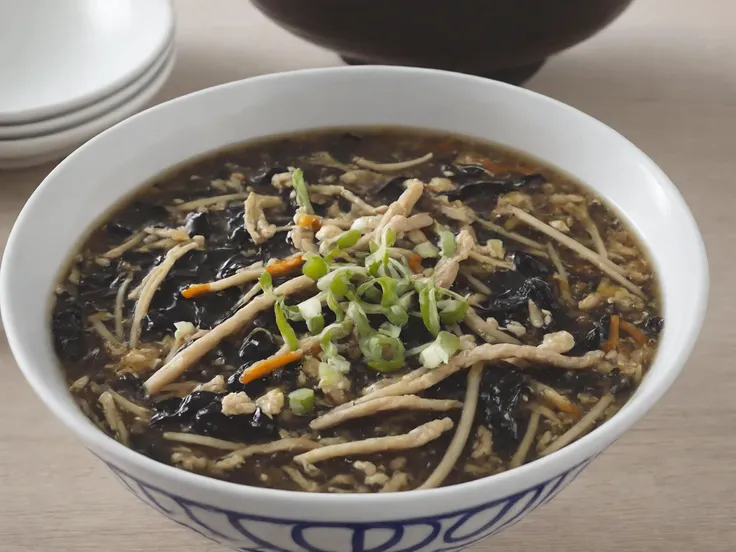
top-left (0, 65), bottom-right (709, 511)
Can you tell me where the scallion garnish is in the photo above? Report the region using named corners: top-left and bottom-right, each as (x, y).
top-left (387, 304), bottom-right (409, 326)
top-left (297, 295), bottom-right (325, 334)
top-left (374, 276), bottom-right (398, 308)
top-left (288, 388), bottom-right (315, 415)
top-left (419, 284), bottom-right (441, 336)
top-left (384, 227), bottom-right (397, 247)
top-left (360, 333), bottom-right (405, 373)
top-left (326, 291), bottom-right (345, 322)
top-left (346, 301), bottom-right (372, 337)
top-left (318, 362), bottom-right (345, 387)
top-left (291, 169), bottom-right (313, 214)
top-left (335, 229), bottom-right (361, 249)
top-left (436, 223), bottom-right (456, 257)
top-left (356, 279), bottom-right (382, 303)
top-left (438, 298), bottom-right (469, 325)
top-left (302, 253), bottom-right (328, 280)
top-left (259, 271), bottom-right (273, 293)
top-left (414, 241), bottom-right (440, 259)
top-left (274, 302), bottom-right (299, 350)
top-left (330, 271), bottom-right (351, 297)
top-left (378, 322), bottom-right (402, 338)
top-left (419, 331), bottom-right (461, 369)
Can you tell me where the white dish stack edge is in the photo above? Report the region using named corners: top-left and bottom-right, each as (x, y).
top-left (0, 0), bottom-right (176, 169)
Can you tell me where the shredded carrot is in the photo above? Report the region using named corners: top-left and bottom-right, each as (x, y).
top-left (266, 255), bottom-right (305, 277)
top-left (181, 283), bottom-right (211, 299)
top-left (408, 253), bottom-right (423, 274)
top-left (239, 350), bottom-right (304, 384)
top-left (550, 398), bottom-right (582, 417)
top-left (620, 319), bottom-right (648, 346)
top-left (295, 214), bottom-right (322, 232)
top-left (602, 315), bottom-right (620, 352)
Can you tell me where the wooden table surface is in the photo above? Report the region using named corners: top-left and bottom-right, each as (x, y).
top-left (1, 1), bottom-right (734, 550)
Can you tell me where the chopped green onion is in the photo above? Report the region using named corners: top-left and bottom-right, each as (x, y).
top-left (365, 244), bottom-right (389, 276)
top-left (274, 302), bottom-right (299, 350)
top-left (419, 285), bottom-right (441, 336)
top-left (336, 229), bottom-right (361, 249)
top-left (399, 291), bottom-right (416, 310)
top-left (374, 277), bottom-right (398, 309)
top-left (318, 362), bottom-right (345, 386)
top-left (436, 223), bottom-right (456, 257)
top-left (326, 292), bottom-right (345, 322)
top-left (364, 285), bottom-right (382, 303)
top-left (259, 271), bottom-right (273, 293)
top-left (365, 227), bottom-right (396, 276)
top-left (378, 322), bottom-right (402, 338)
top-left (383, 227), bottom-right (397, 247)
top-left (414, 241), bottom-right (440, 259)
top-left (329, 355), bottom-right (351, 374)
top-left (302, 254), bottom-right (328, 280)
top-left (319, 320), bottom-right (353, 360)
top-left (317, 266), bottom-right (366, 294)
top-left (387, 259), bottom-right (413, 292)
top-left (360, 333), bottom-right (405, 373)
top-left (438, 298), bottom-right (469, 325)
top-left (356, 280), bottom-right (382, 303)
top-left (356, 301), bottom-right (383, 315)
top-left (277, 298), bottom-right (303, 322)
top-left (291, 169), bottom-right (313, 214)
top-left (330, 271), bottom-right (351, 297)
top-left (307, 314), bottom-right (324, 334)
top-left (320, 331), bottom-right (337, 358)
top-left (386, 304), bottom-right (409, 326)
top-left (288, 388), bottom-right (315, 415)
top-left (346, 301), bottom-right (372, 337)
top-left (419, 331), bottom-right (461, 369)
top-left (406, 342), bottom-right (432, 356)
top-left (297, 295), bottom-right (324, 334)
top-left (413, 279), bottom-right (428, 293)
top-left (438, 287), bottom-right (469, 302)
top-left (325, 248), bottom-right (352, 263)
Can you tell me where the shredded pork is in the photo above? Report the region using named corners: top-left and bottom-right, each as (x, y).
top-left (144, 275), bottom-right (314, 394)
top-left (419, 363), bottom-right (483, 489)
top-left (434, 229), bottom-right (474, 288)
top-left (354, 344), bottom-right (605, 405)
top-left (244, 192), bottom-right (281, 244)
top-left (310, 396), bottom-right (462, 430)
top-left (129, 240), bottom-right (201, 349)
top-left (294, 418), bottom-right (454, 466)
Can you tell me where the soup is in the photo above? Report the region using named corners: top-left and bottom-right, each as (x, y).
top-left (52, 128), bottom-right (663, 493)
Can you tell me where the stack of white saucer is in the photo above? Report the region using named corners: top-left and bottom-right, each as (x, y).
top-left (0, 0), bottom-right (176, 169)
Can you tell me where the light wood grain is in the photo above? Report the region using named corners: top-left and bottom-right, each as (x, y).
top-left (1, 0), bottom-right (734, 550)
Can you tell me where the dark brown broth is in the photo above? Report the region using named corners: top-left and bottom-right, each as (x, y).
top-left (52, 128), bottom-right (662, 493)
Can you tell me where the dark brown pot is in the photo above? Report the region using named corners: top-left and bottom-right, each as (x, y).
top-left (251, 0), bottom-right (634, 84)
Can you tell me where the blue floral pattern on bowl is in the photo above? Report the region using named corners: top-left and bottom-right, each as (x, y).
top-left (105, 457), bottom-right (593, 552)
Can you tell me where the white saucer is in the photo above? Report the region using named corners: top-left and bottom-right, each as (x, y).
top-left (0, 41), bottom-right (175, 140)
top-left (0, 0), bottom-right (174, 124)
top-left (0, 47), bottom-right (177, 169)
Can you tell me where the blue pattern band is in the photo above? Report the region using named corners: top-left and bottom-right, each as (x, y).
top-left (104, 457), bottom-right (593, 552)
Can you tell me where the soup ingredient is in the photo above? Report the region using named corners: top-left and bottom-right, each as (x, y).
top-left (53, 128), bottom-right (662, 493)
top-left (289, 388), bottom-right (315, 416)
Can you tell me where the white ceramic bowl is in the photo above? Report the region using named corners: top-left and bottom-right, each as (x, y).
top-left (0, 40), bottom-right (175, 140)
top-left (0, 0), bottom-right (174, 124)
top-left (0, 46), bottom-right (177, 169)
top-left (0, 67), bottom-right (708, 552)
